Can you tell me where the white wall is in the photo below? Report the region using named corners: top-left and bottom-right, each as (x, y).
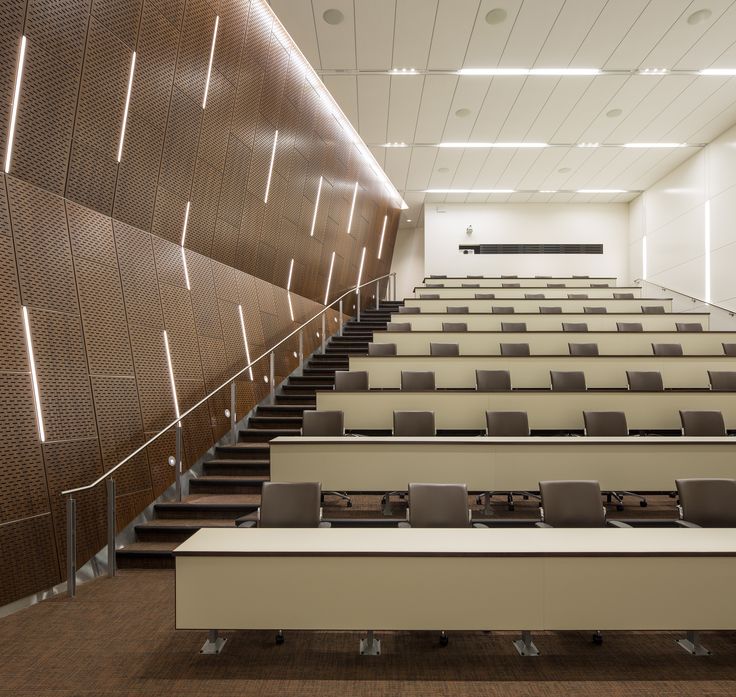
top-left (390, 227), bottom-right (425, 299)
top-left (424, 203), bottom-right (629, 281)
top-left (629, 122), bottom-right (736, 309)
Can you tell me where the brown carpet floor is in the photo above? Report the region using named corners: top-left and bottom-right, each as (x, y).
top-left (0, 570), bottom-right (735, 697)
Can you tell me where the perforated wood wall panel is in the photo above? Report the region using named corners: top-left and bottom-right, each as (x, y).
top-left (0, 0), bottom-right (399, 607)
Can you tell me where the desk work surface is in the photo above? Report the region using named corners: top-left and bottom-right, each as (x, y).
top-left (406, 298), bottom-right (671, 313)
top-left (413, 286), bottom-right (642, 299)
top-left (422, 277), bottom-right (618, 288)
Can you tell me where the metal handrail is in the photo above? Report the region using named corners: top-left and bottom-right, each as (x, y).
top-left (62, 271), bottom-right (396, 498)
top-left (634, 279), bottom-right (735, 317)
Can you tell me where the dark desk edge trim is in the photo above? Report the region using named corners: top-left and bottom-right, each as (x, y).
top-left (175, 551), bottom-right (736, 558)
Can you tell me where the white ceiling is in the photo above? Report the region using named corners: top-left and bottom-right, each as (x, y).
top-left (269, 0), bottom-right (736, 228)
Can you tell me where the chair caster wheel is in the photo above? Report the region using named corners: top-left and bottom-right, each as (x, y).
top-left (439, 632), bottom-right (449, 647)
top-left (640, 500), bottom-right (648, 507)
top-left (616, 505), bottom-right (624, 512)
top-left (275, 631), bottom-right (284, 645)
top-left (346, 501), bottom-right (353, 507)
top-left (592, 632), bottom-right (603, 645)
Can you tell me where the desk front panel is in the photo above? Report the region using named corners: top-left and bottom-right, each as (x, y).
top-left (407, 298), bottom-right (672, 313)
top-left (422, 277), bottom-right (618, 288)
top-left (414, 287), bottom-right (642, 299)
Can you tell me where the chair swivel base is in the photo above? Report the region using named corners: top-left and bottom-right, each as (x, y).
top-left (359, 630), bottom-right (381, 655)
top-left (677, 631), bottom-right (711, 655)
top-left (200, 629), bottom-right (227, 654)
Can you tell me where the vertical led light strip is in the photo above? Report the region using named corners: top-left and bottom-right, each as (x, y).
top-left (116, 51), bottom-right (136, 162)
top-left (162, 330), bottom-right (181, 420)
top-left (21, 306), bottom-right (45, 443)
top-left (237, 304), bottom-right (254, 380)
top-left (264, 130), bottom-right (279, 203)
top-left (377, 214), bottom-right (388, 259)
top-left (181, 201), bottom-right (191, 246)
top-left (181, 248), bottom-right (190, 291)
top-left (324, 251), bottom-right (336, 305)
top-left (641, 236), bottom-right (647, 281)
top-left (346, 181), bottom-right (358, 234)
top-left (355, 246), bottom-right (366, 292)
top-left (286, 258), bottom-right (294, 291)
top-left (202, 15), bottom-right (219, 109)
top-left (705, 200), bottom-right (711, 303)
top-left (309, 176), bottom-right (323, 236)
top-left (4, 35), bottom-right (27, 174)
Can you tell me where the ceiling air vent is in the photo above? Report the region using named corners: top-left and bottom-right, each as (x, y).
top-left (459, 243), bottom-right (603, 255)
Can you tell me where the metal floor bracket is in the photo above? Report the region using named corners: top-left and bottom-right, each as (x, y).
top-left (201, 629), bottom-right (227, 655)
top-left (677, 631), bottom-right (711, 656)
top-left (359, 630), bottom-right (381, 655)
top-left (513, 630), bottom-right (540, 656)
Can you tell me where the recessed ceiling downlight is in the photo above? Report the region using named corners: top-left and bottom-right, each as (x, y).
top-left (687, 8), bottom-right (712, 25)
top-left (606, 108), bottom-right (622, 118)
top-left (455, 107), bottom-right (471, 118)
top-left (485, 8), bottom-right (508, 24)
top-left (323, 8), bottom-right (344, 25)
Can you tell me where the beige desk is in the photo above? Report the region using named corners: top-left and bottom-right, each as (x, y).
top-left (415, 286), bottom-right (642, 299)
top-left (348, 355), bottom-right (736, 389)
top-left (423, 277), bottom-right (618, 288)
top-left (372, 330), bottom-right (736, 356)
top-left (390, 313), bottom-right (710, 332)
top-left (317, 390), bottom-right (736, 430)
top-left (407, 298), bottom-right (672, 313)
top-left (270, 436), bottom-right (736, 492)
top-left (175, 527), bottom-right (736, 635)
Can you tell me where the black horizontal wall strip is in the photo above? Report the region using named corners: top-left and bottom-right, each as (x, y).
top-left (459, 244), bottom-right (603, 255)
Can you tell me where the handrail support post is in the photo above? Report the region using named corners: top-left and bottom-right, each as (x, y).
top-left (375, 280), bottom-right (380, 310)
top-left (66, 496), bottom-right (76, 598)
top-left (357, 292), bottom-right (361, 322)
top-left (230, 382), bottom-right (237, 445)
top-left (321, 314), bottom-right (326, 354)
top-left (339, 299), bottom-right (343, 336)
top-left (106, 478), bottom-right (116, 577)
top-left (175, 423), bottom-right (183, 503)
top-left (269, 351), bottom-right (275, 401)
top-left (298, 330), bottom-right (303, 364)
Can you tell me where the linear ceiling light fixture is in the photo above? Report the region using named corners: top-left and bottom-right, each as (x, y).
top-left (438, 142), bottom-right (548, 148)
top-left (237, 304), bottom-right (254, 380)
top-left (458, 67), bottom-right (600, 76)
top-left (309, 176), bottom-right (323, 236)
top-left (623, 142), bottom-right (685, 148)
top-left (4, 35), bottom-right (26, 174)
top-left (577, 142), bottom-right (599, 148)
top-left (355, 246), bottom-right (366, 293)
top-left (576, 188), bottom-right (627, 193)
top-left (346, 181), bottom-right (358, 234)
top-left (202, 15), bottom-right (219, 109)
top-left (264, 129), bottom-right (278, 204)
top-left (324, 251), bottom-right (336, 305)
top-left (162, 330), bottom-right (180, 420)
top-left (22, 306), bottom-right (45, 443)
top-left (425, 188), bottom-right (515, 194)
top-left (699, 68), bottom-right (736, 76)
top-left (116, 51), bottom-right (136, 162)
top-left (181, 201), bottom-right (191, 246)
top-left (377, 214), bottom-right (388, 259)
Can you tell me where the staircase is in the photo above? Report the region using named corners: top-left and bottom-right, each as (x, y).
top-left (116, 301), bottom-right (402, 568)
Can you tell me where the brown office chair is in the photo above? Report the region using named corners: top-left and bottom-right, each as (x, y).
top-left (679, 410), bottom-right (726, 436)
top-left (562, 322), bottom-right (588, 332)
top-left (501, 275), bottom-right (518, 278)
top-left (425, 283), bottom-right (444, 288)
top-left (675, 479), bottom-right (736, 527)
top-left (583, 307), bottom-right (607, 314)
top-left (550, 370), bottom-right (586, 391)
top-left (572, 275), bottom-right (589, 278)
top-left (642, 305), bottom-right (665, 314)
top-left (393, 411), bottom-right (436, 436)
top-left (402, 483), bottom-right (472, 528)
top-left (525, 293), bottom-right (545, 299)
top-left (240, 482), bottom-right (328, 528)
top-left (368, 342), bottom-right (397, 356)
top-left (476, 370), bottom-right (511, 391)
top-left (676, 322), bottom-right (703, 332)
top-left (723, 343), bottom-right (736, 356)
top-left (334, 371), bottom-right (369, 391)
top-left (567, 293), bottom-right (588, 299)
top-left (398, 306), bottom-right (420, 314)
top-left (462, 283), bottom-right (480, 288)
top-left (613, 292), bottom-right (634, 299)
top-left (540, 306), bottom-right (562, 314)
top-left (652, 343), bottom-right (683, 356)
top-left (501, 283), bottom-right (520, 288)
top-left (486, 411), bottom-right (529, 436)
top-left (492, 306), bottom-right (515, 314)
top-left (442, 321), bottom-right (468, 332)
top-left (569, 342), bottom-right (599, 356)
top-left (709, 371), bottom-right (736, 391)
top-left (535, 276), bottom-right (552, 279)
top-left (400, 371), bottom-right (435, 391)
top-left (466, 275), bottom-right (483, 279)
top-left (302, 410), bottom-right (344, 436)
top-left (447, 306), bottom-right (469, 314)
top-left (429, 275), bottom-right (447, 279)
top-left (537, 480), bottom-right (628, 528)
top-left (386, 322), bottom-right (411, 332)
top-left (500, 343), bottom-right (530, 356)
top-left (420, 294), bottom-right (440, 299)
top-left (475, 293), bottom-right (495, 299)
top-left (590, 283), bottom-right (609, 288)
top-left (583, 411), bottom-right (628, 436)
top-left (617, 322), bottom-right (643, 332)
top-left (626, 370), bottom-right (664, 391)
top-left (501, 322), bottom-right (527, 332)
top-left (430, 342), bottom-right (459, 356)
top-left (547, 283), bottom-right (565, 288)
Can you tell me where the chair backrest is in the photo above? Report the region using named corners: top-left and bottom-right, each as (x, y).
top-left (400, 371), bottom-right (435, 391)
top-left (259, 482), bottom-right (322, 528)
top-left (485, 411), bottom-right (529, 436)
top-left (419, 294), bottom-right (440, 299)
top-left (539, 306), bottom-right (562, 314)
top-left (407, 483), bottom-right (470, 527)
top-left (386, 322), bottom-right (411, 332)
top-left (301, 410), bottom-right (344, 436)
top-left (393, 411), bottom-right (436, 436)
top-left (429, 275), bottom-right (447, 278)
top-left (475, 293), bottom-right (495, 299)
top-left (583, 411), bottom-right (628, 436)
top-left (572, 275), bottom-right (589, 278)
top-left (651, 343), bottom-right (683, 356)
top-left (501, 275), bottom-right (518, 278)
top-left (430, 342), bottom-right (459, 356)
top-left (501, 322), bottom-right (527, 332)
top-left (617, 322), bottom-right (643, 332)
top-left (676, 322), bottom-right (702, 332)
top-left (550, 370), bottom-right (586, 391)
top-left (590, 283), bottom-right (609, 288)
top-left (567, 293), bottom-right (588, 299)
top-left (501, 283), bottom-right (520, 288)
top-left (442, 321), bottom-right (468, 332)
top-left (613, 292), bottom-right (634, 299)
top-left (583, 306), bottom-right (607, 314)
top-left (676, 479), bottom-right (736, 526)
top-left (492, 306), bottom-right (514, 314)
top-left (334, 371), bottom-right (369, 391)
top-left (626, 370), bottom-right (664, 391)
top-left (568, 342), bottom-right (599, 356)
top-left (462, 283), bottom-right (480, 288)
top-left (446, 306), bottom-right (469, 314)
top-left (562, 322), bottom-right (588, 332)
top-left (642, 305), bottom-right (665, 314)
top-left (425, 283), bottom-right (444, 288)
top-left (525, 293), bottom-right (545, 299)
top-left (500, 342), bottom-right (530, 356)
top-left (680, 410), bottom-right (726, 436)
top-left (723, 343), bottom-right (736, 356)
top-left (398, 306), bottom-right (420, 314)
top-left (476, 369), bottom-right (511, 391)
top-left (709, 371), bottom-right (736, 391)
top-left (539, 480), bottom-right (606, 527)
top-left (547, 283), bottom-right (565, 288)
top-left (368, 342), bottom-right (397, 356)
top-left (466, 275), bottom-right (483, 279)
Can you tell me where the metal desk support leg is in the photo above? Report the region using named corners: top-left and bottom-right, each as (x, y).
top-left (359, 630), bottom-right (381, 655)
top-left (678, 630), bottom-right (711, 655)
top-left (513, 630), bottom-right (540, 656)
top-left (201, 629), bottom-right (227, 654)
